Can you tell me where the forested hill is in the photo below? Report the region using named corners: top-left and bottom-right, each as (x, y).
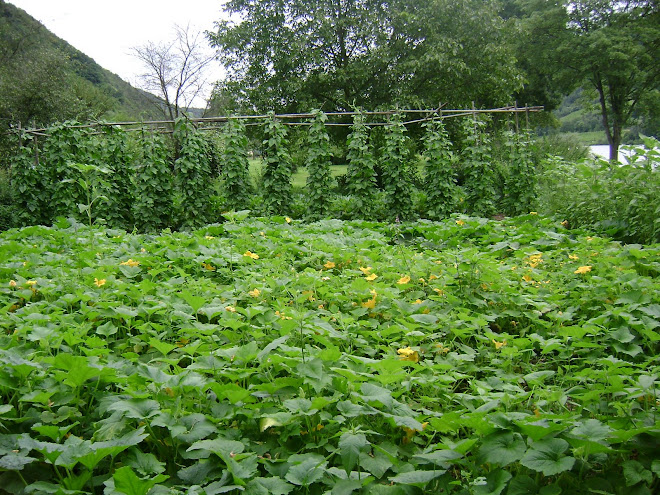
top-left (0, 0), bottom-right (164, 126)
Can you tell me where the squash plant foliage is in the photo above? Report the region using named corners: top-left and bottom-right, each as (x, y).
top-left (0, 215), bottom-right (658, 494)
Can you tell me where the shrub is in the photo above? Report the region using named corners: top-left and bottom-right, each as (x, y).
top-left (538, 137), bottom-right (660, 244)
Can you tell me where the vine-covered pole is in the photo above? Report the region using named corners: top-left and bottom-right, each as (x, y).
top-left (11, 106), bottom-right (544, 136)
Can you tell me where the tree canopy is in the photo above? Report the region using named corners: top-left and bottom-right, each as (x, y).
top-left (518, 0), bottom-right (660, 159)
top-left (207, 0), bottom-right (523, 113)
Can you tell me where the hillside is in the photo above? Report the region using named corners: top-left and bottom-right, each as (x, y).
top-left (0, 0), bottom-right (164, 125)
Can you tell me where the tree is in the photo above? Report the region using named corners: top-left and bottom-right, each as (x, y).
top-left (207, 0), bottom-right (522, 113)
top-left (520, 1), bottom-right (660, 160)
top-left (132, 25), bottom-right (215, 119)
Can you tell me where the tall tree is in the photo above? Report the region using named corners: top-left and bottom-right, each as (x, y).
top-left (132, 25), bottom-right (215, 119)
top-left (520, 0), bottom-right (660, 160)
top-left (208, 0), bottom-right (522, 113)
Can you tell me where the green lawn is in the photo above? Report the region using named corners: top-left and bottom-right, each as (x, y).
top-left (249, 158), bottom-right (348, 188)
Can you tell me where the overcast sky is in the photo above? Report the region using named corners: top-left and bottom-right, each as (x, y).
top-left (7, 0), bottom-right (227, 106)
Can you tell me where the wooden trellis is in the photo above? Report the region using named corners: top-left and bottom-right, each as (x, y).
top-left (12, 104), bottom-right (543, 138)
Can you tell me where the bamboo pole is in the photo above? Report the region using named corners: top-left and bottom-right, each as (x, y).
top-left (11, 106), bottom-right (544, 136)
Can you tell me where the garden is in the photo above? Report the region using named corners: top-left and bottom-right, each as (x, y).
top-left (0, 112), bottom-right (659, 494)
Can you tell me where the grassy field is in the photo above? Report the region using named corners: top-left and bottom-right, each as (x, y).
top-left (249, 159), bottom-right (349, 188)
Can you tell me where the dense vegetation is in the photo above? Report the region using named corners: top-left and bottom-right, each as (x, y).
top-left (0, 1), bottom-right (658, 493)
top-left (1, 215), bottom-right (658, 494)
top-left (2, 114), bottom-right (658, 245)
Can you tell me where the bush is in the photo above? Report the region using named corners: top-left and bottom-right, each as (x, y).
top-left (0, 168), bottom-right (16, 231)
top-left (538, 137), bottom-right (660, 244)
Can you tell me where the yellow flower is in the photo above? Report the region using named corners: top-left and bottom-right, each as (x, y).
top-left (275, 310), bottom-right (292, 320)
top-left (561, 220), bottom-right (569, 227)
top-left (429, 274), bottom-right (438, 281)
top-left (436, 344), bottom-right (450, 354)
top-left (285, 217), bottom-right (292, 223)
top-left (433, 288), bottom-right (445, 296)
top-left (9, 280), bottom-right (17, 288)
top-left (362, 290), bottom-right (377, 309)
top-left (205, 235), bottom-right (215, 240)
top-left (569, 254), bottom-right (579, 260)
top-left (456, 219), bottom-right (465, 226)
top-left (243, 251), bottom-right (259, 260)
top-left (397, 347), bottom-right (419, 363)
top-left (365, 273), bottom-right (378, 281)
top-left (248, 288), bottom-right (260, 297)
top-left (397, 275), bottom-right (411, 285)
top-left (324, 261), bottom-right (336, 269)
top-left (94, 278), bottom-right (106, 287)
top-left (359, 266), bottom-right (372, 275)
top-left (202, 263), bottom-right (215, 271)
top-left (413, 299), bottom-right (423, 304)
top-left (530, 211), bottom-right (538, 215)
top-left (527, 253), bottom-right (543, 268)
top-left (26, 280), bottom-right (37, 286)
top-left (522, 274), bottom-right (533, 282)
top-left (225, 306), bottom-right (237, 312)
top-left (259, 231), bottom-right (266, 237)
top-left (574, 265), bottom-right (592, 274)
top-left (492, 339), bottom-right (507, 350)
top-left (120, 259), bottom-right (140, 267)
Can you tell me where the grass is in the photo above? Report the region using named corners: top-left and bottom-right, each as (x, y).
top-left (249, 158), bottom-right (348, 188)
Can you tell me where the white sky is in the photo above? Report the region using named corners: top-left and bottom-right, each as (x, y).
top-left (7, 0), bottom-right (228, 107)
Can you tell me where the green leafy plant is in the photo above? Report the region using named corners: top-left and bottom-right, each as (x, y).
top-left (0, 215), bottom-right (659, 494)
top-left (422, 118), bottom-right (458, 219)
top-left (220, 117), bottom-right (253, 210)
top-left (382, 113), bottom-right (415, 221)
top-left (502, 130), bottom-right (537, 216)
top-left (132, 133), bottom-right (173, 232)
top-left (172, 118), bottom-right (214, 229)
top-left (344, 110), bottom-right (378, 219)
top-left (460, 116), bottom-right (498, 217)
top-left (304, 110), bottom-right (334, 219)
top-left (538, 137), bottom-right (660, 244)
top-left (62, 162), bottom-right (111, 227)
top-left (261, 112), bottom-right (293, 214)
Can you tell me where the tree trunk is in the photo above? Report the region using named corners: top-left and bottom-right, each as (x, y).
top-left (595, 76), bottom-right (620, 162)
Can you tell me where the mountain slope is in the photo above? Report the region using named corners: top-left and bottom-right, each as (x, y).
top-left (0, 0), bottom-right (164, 125)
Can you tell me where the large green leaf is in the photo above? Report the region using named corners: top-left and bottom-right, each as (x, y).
top-left (112, 466), bottom-right (168, 495)
top-left (389, 470), bottom-right (444, 485)
top-left (284, 455), bottom-right (327, 486)
top-left (473, 468), bottom-right (512, 495)
top-left (0, 453), bottom-right (36, 470)
top-left (478, 432), bottom-right (527, 466)
top-left (520, 438), bottom-right (575, 476)
top-left (339, 432), bottom-right (369, 473)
